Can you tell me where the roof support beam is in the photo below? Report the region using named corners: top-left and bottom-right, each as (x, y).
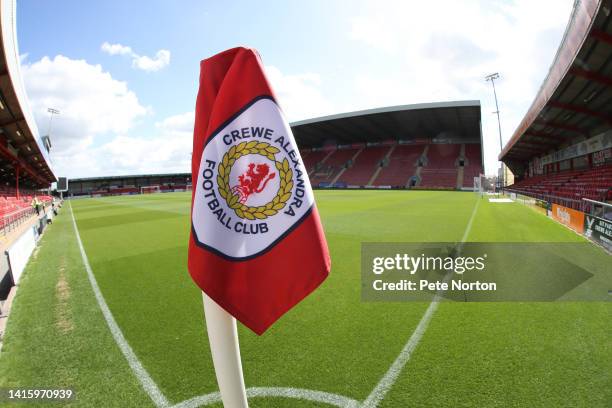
top-left (532, 119), bottom-right (585, 133)
top-left (590, 29), bottom-right (612, 45)
top-left (521, 139), bottom-right (556, 147)
top-left (0, 114), bottom-right (23, 127)
top-left (510, 145), bottom-right (538, 152)
top-left (524, 130), bottom-right (568, 140)
top-left (569, 67), bottom-right (612, 87)
top-left (547, 101), bottom-right (612, 124)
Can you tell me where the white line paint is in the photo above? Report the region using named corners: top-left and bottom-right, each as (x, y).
top-left (171, 387), bottom-right (361, 408)
top-left (70, 201), bottom-right (359, 408)
top-left (462, 198), bottom-right (480, 244)
top-left (69, 202), bottom-right (170, 408)
top-left (362, 198), bottom-right (481, 407)
top-left (68, 197), bottom-right (481, 408)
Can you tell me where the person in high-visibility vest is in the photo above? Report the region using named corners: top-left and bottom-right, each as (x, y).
top-left (34, 197), bottom-right (41, 215)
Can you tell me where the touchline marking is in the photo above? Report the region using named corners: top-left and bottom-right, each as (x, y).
top-left (361, 198), bottom-right (481, 407)
top-left (69, 202), bottom-right (171, 408)
top-left (68, 197), bottom-right (480, 408)
top-left (70, 201), bottom-right (357, 408)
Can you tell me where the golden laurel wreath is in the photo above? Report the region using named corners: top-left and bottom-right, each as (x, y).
top-left (217, 141), bottom-right (293, 220)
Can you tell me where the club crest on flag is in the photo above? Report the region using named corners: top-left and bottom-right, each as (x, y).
top-left (218, 141), bottom-right (292, 219)
top-left (192, 96), bottom-right (314, 260)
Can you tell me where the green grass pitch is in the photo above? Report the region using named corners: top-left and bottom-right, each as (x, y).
top-left (0, 190), bottom-right (610, 407)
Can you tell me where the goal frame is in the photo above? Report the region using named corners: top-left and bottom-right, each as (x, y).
top-left (474, 174), bottom-right (498, 197)
top-left (141, 185), bottom-right (161, 194)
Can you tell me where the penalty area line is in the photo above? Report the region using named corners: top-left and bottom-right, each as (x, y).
top-left (361, 198), bottom-right (481, 407)
top-left (69, 202), bottom-right (171, 408)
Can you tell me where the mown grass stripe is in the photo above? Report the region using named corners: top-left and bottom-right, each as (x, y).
top-left (69, 202), bottom-right (171, 408)
top-left (362, 198), bottom-right (481, 407)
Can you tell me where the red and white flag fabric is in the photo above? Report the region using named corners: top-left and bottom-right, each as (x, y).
top-left (188, 47), bottom-right (331, 335)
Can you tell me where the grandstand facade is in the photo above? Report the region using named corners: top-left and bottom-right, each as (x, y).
top-left (0, 0), bottom-right (57, 305)
top-left (293, 101), bottom-right (483, 190)
top-left (0, 0), bottom-right (55, 226)
top-left (502, 0), bottom-right (612, 210)
top-left (68, 101), bottom-right (483, 196)
top-left (68, 173), bottom-right (191, 196)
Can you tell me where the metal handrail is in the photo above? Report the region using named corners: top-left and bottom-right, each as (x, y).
top-left (506, 188), bottom-right (594, 212)
top-left (582, 198), bottom-right (612, 209)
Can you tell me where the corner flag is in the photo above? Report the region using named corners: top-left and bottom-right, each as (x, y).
top-left (188, 47), bottom-right (331, 335)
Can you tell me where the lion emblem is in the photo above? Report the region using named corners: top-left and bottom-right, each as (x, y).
top-left (231, 163), bottom-right (276, 204)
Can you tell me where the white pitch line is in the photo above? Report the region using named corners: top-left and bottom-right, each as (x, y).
top-left (69, 202), bottom-right (171, 408)
top-left (67, 196), bottom-right (481, 408)
top-left (171, 387), bottom-right (361, 408)
top-left (361, 198), bottom-right (481, 407)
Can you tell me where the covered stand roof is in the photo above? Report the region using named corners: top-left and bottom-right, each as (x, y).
top-left (0, 0), bottom-right (55, 188)
top-left (290, 100), bottom-right (482, 148)
top-left (500, 0), bottom-right (612, 174)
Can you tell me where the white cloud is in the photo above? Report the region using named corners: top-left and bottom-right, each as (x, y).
top-left (101, 42), bottom-right (170, 72)
top-left (347, 0), bottom-right (575, 173)
top-left (20, 2), bottom-right (575, 179)
top-left (155, 111), bottom-right (194, 133)
top-left (101, 42), bottom-right (132, 56)
top-left (96, 132), bottom-right (191, 175)
top-left (60, 111), bottom-right (193, 178)
top-left (132, 49), bottom-right (171, 72)
top-left (265, 65), bottom-right (334, 121)
top-left (21, 54), bottom-right (331, 177)
top-left (22, 55), bottom-right (148, 150)
top-left (21, 55), bottom-right (153, 177)
top-left (82, 111), bottom-right (193, 176)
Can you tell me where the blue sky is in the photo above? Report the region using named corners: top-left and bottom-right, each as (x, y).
top-left (17, 0), bottom-right (574, 178)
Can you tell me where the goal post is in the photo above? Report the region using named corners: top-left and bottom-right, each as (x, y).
top-left (141, 185), bottom-right (161, 194)
top-left (473, 175), bottom-right (482, 196)
top-left (474, 174), bottom-right (498, 196)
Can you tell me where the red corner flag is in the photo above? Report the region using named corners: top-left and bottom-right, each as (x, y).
top-left (188, 47), bottom-right (331, 335)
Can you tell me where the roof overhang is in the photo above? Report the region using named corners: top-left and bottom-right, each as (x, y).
top-left (0, 0), bottom-right (56, 186)
top-left (290, 100), bottom-right (482, 148)
top-left (500, 0), bottom-right (612, 174)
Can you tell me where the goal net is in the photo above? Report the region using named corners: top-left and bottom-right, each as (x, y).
top-left (141, 185), bottom-right (161, 194)
top-left (474, 174), bottom-right (497, 196)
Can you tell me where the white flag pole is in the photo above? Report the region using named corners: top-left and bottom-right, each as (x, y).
top-left (202, 292), bottom-right (249, 408)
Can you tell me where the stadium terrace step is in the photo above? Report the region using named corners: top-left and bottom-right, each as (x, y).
top-left (372, 145), bottom-right (424, 187)
top-left (309, 148), bottom-right (359, 186)
top-left (508, 165), bottom-right (612, 206)
top-left (303, 143), bottom-right (485, 190)
top-left (303, 149), bottom-right (331, 175)
top-left (462, 144), bottom-right (483, 187)
top-left (337, 146), bottom-right (389, 186)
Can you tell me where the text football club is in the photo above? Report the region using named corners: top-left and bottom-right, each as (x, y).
top-left (192, 97), bottom-right (313, 259)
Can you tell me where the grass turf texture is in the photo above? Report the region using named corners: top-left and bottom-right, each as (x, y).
top-left (0, 190), bottom-right (609, 407)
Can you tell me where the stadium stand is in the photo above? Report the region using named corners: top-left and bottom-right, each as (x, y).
top-left (67, 173), bottom-right (192, 197)
top-left (373, 145), bottom-right (423, 187)
top-left (501, 0), bottom-right (612, 212)
top-left (303, 149), bottom-right (330, 174)
top-left (292, 101), bottom-right (483, 189)
top-left (0, 0), bottom-right (57, 305)
top-left (462, 143), bottom-right (483, 187)
top-left (508, 166), bottom-right (612, 208)
top-left (419, 144), bottom-right (461, 189)
top-left (337, 146), bottom-right (389, 186)
top-left (310, 148), bottom-right (359, 186)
